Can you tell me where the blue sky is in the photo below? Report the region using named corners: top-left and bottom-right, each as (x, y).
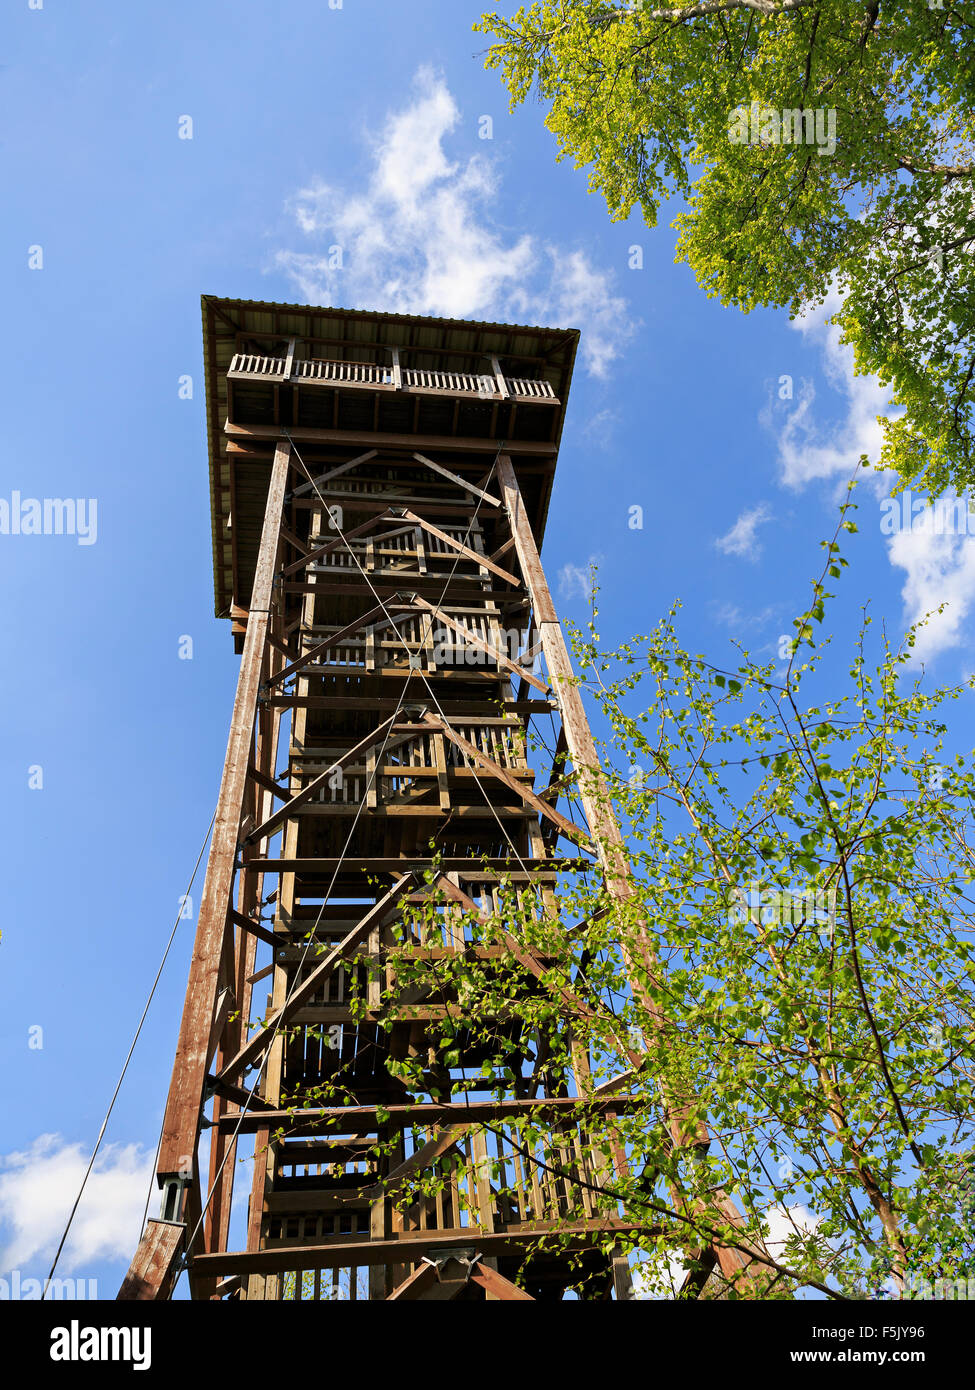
top-left (2, 0), bottom-right (973, 1298)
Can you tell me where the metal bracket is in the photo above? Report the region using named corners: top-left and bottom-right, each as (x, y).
top-left (421, 1247), bottom-right (482, 1284)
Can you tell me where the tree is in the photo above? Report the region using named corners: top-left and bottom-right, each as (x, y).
top-left (323, 496), bottom-right (975, 1299)
top-left (476, 1), bottom-right (975, 498)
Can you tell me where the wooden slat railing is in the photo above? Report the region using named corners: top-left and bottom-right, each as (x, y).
top-left (228, 353), bottom-right (558, 402)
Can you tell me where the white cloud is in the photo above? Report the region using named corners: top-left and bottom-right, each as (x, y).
top-left (582, 408), bottom-right (620, 449)
top-left (711, 600), bottom-right (782, 631)
top-left (715, 503), bottom-right (773, 560)
top-left (558, 557), bottom-right (601, 603)
top-left (764, 1202), bottom-right (820, 1253)
top-left (773, 287), bottom-right (892, 488)
top-left (0, 1134), bottom-right (153, 1277)
top-left (766, 288), bottom-right (975, 664)
top-left (274, 66), bottom-right (633, 378)
top-left (526, 248), bottom-right (634, 379)
top-left (887, 516), bottom-right (975, 664)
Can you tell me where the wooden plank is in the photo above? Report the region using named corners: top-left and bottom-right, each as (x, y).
top-left (279, 523), bottom-right (308, 556)
top-left (264, 601), bottom-right (393, 688)
top-left (218, 1094), bottom-right (644, 1136)
top-left (157, 441), bottom-right (290, 1179)
top-left (361, 1125), bottom-right (471, 1201)
top-left (497, 455), bottom-right (753, 1280)
top-left (247, 857), bottom-right (590, 875)
top-left (421, 713), bottom-right (594, 854)
top-left (243, 715), bottom-right (398, 845)
top-left (386, 1262), bottom-right (440, 1300)
top-left (399, 509), bottom-right (520, 587)
top-left (265, 697), bottom-right (554, 715)
top-left (231, 910), bottom-right (278, 951)
top-left (412, 452), bottom-right (502, 506)
top-left (433, 731), bottom-right (450, 813)
top-left (224, 420), bottom-right (557, 458)
top-left (290, 449), bottom-right (378, 498)
top-left (281, 510), bottom-right (393, 577)
top-left (280, 578), bottom-right (527, 604)
top-left (206, 1075), bottom-right (276, 1112)
top-left (489, 355), bottom-right (510, 401)
top-left (411, 596), bottom-right (548, 694)
top-left (247, 765), bottom-right (287, 802)
top-left (190, 1220), bottom-right (648, 1277)
top-left (117, 1219), bottom-right (185, 1301)
top-left (471, 1263), bottom-right (534, 1301)
top-left (495, 453), bottom-right (558, 624)
top-left (216, 875), bottom-right (416, 1082)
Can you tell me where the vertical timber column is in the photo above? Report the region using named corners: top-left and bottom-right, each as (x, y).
top-left (153, 442), bottom-right (290, 1222)
top-left (496, 452), bottom-right (767, 1288)
top-left (494, 454), bottom-right (665, 1014)
top-left (206, 641), bottom-right (286, 1268)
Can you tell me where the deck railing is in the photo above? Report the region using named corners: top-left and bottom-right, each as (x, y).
top-left (228, 352), bottom-right (557, 401)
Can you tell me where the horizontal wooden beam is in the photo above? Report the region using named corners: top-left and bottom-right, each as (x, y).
top-left (279, 579), bottom-right (525, 605)
top-left (218, 1093), bottom-right (643, 1136)
top-left (246, 857), bottom-right (591, 875)
top-left (190, 1220), bottom-right (648, 1276)
top-left (224, 421), bottom-right (557, 457)
top-left (263, 697), bottom-right (555, 715)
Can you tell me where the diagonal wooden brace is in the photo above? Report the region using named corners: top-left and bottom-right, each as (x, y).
top-left (281, 507), bottom-right (394, 577)
top-left (420, 712), bottom-right (594, 853)
top-left (263, 600), bottom-right (405, 689)
top-left (397, 508), bottom-right (521, 587)
top-left (216, 873), bottom-right (416, 1083)
top-left (243, 714), bottom-right (398, 845)
top-left (410, 596), bottom-right (548, 694)
top-left (361, 1123), bottom-right (471, 1203)
top-left (289, 448), bottom-right (378, 499)
top-left (412, 452), bottom-right (502, 507)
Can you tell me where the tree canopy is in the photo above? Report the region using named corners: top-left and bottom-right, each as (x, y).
top-left (476, 1), bottom-right (975, 497)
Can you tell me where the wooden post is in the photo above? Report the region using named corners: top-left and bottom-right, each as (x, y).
top-left (117, 1219), bottom-right (185, 1301)
top-left (496, 451), bottom-right (769, 1287)
top-left (156, 442), bottom-right (291, 1183)
top-left (495, 454), bottom-right (669, 1030)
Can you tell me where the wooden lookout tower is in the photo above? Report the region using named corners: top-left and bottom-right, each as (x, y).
top-left (119, 295), bottom-right (649, 1302)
